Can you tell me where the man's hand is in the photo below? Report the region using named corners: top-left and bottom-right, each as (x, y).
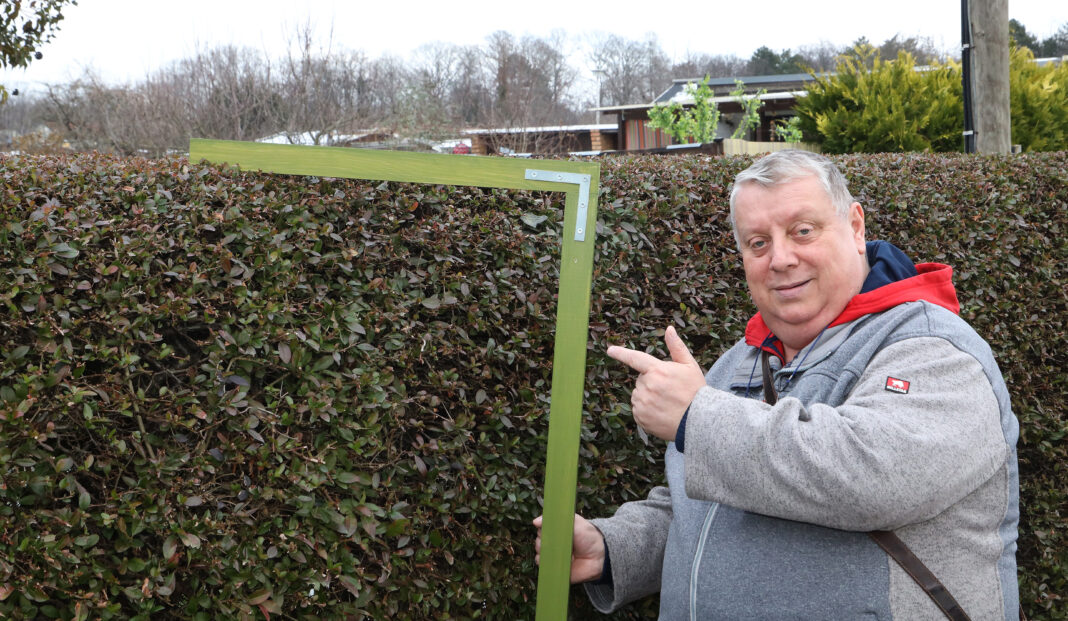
top-left (607, 326), bottom-right (706, 441)
top-left (533, 514), bottom-right (606, 584)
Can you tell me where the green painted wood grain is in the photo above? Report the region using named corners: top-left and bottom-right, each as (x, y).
top-left (190, 139), bottom-right (599, 620)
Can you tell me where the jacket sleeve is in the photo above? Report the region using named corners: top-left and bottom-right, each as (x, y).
top-left (583, 485), bottom-right (672, 613)
top-left (681, 336), bottom-right (1008, 531)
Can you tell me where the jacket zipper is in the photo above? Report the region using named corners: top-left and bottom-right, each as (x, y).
top-left (690, 503), bottom-right (720, 621)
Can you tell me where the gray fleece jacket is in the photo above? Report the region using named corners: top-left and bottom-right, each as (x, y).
top-left (586, 255), bottom-right (1020, 620)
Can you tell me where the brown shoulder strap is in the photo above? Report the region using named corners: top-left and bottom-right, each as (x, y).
top-left (762, 354), bottom-right (977, 620)
top-left (869, 530), bottom-right (971, 621)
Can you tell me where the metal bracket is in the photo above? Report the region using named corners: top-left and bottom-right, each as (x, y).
top-left (525, 169), bottom-right (592, 241)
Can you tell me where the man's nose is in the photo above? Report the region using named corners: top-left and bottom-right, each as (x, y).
top-left (768, 239), bottom-right (799, 271)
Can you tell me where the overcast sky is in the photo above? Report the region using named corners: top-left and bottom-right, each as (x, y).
top-left (2, 0), bottom-right (1066, 98)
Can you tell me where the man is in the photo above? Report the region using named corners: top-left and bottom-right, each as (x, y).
top-left (533, 151), bottom-right (1019, 619)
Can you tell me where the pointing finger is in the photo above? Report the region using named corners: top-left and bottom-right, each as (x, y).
top-left (606, 345), bottom-right (659, 374)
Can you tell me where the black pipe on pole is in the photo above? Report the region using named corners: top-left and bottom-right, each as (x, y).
top-left (961, 0), bottom-right (977, 153)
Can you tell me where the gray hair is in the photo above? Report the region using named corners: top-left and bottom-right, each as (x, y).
top-left (728, 150), bottom-right (855, 245)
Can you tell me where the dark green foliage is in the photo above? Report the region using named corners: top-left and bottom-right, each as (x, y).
top-left (1011, 19), bottom-right (1068, 57)
top-left (1041, 23), bottom-right (1068, 57)
top-left (0, 0), bottom-right (77, 103)
top-left (1010, 19), bottom-right (1042, 52)
top-left (1, 151), bottom-right (1065, 620)
top-left (746, 46), bottom-right (805, 75)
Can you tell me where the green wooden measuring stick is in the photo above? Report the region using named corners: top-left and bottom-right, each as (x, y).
top-left (190, 139), bottom-right (599, 620)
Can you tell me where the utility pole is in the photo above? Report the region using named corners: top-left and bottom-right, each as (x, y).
top-left (966, 0), bottom-right (1011, 153)
top-left (961, 0), bottom-right (976, 153)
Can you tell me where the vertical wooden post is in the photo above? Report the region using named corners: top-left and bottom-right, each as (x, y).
top-left (970, 0), bottom-right (1011, 153)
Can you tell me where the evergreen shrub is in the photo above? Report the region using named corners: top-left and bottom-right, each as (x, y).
top-left (794, 50), bottom-right (963, 154)
top-left (0, 151), bottom-right (1065, 619)
top-left (1009, 47), bottom-right (1068, 152)
top-left (796, 48), bottom-right (1068, 153)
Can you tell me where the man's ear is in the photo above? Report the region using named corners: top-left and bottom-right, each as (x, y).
top-left (849, 202), bottom-right (866, 253)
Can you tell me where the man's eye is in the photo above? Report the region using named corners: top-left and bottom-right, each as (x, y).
top-left (750, 239), bottom-right (766, 250)
top-left (796, 227), bottom-right (812, 236)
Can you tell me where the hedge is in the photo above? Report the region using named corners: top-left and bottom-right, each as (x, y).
top-left (0, 150), bottom-right (1065, 620)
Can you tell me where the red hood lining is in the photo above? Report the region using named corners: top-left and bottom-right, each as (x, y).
top-left (745, 263), bottom-right (959, 350)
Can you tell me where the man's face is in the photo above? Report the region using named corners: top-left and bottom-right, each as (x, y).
top-left (733, 175), bottom-right (867, 353)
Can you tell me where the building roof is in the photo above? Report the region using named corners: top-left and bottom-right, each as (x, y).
top-left (590, 90), bottom-right (807, 113)
top-left (462, 123), bottom-right (618, 135)
top-left (256, 130), bottom-right (392, 146)
top-left (587, 71), bottom-right (822, 114)
top-left (654, 73), bottom-right (822, 103)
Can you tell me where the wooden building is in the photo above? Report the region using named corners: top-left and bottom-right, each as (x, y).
top-left (592, 73), bottom-right (816, 151)
top-left (463, 124), bottom-right (618, 156)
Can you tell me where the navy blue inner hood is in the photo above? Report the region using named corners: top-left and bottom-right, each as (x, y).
top-left (861, 241), bottom-right (918, 293)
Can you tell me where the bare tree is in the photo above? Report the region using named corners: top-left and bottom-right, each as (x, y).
top-left (410, 42), bottom-right (463, 107)
top-left (795, 41), bottom-right (848, 72)
top-left (588, 33), bottom-right (672, 105)
top-left (39, 45), bottom-right (282, 155)
top-left (841, 35), bottom-right (949, 69)
top-left (449, 45), bottom-right (492, 125)
top-left (0, 93), bottom-right (41, 135)
top-left (877, 34), bottom-right (946, 64)
top-left (0, 91), bottom-right (67, 153)
top-left (1039, 22), bottom-right (1068, 56)
top-left (276, 25), bottom-right (383, 144)
top-left (399, 42), bottom-right (472, 137)
top-left (178, 45), bottom-right (280, 142)
top-left (671, 52), bottom-right (750, 79)
top-left (359, 54), bottom-right (411, 122)
top-left (479, 30), bottom-right (582, 151)
top-left (43, 70), bottom-right (148, 153)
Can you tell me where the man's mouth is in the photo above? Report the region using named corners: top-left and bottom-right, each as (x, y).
top-left (773, 279), bottom-right (811, 295)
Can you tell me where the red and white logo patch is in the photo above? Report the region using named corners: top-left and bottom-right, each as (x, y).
top-left (885, 377), bottom-right (911, 394)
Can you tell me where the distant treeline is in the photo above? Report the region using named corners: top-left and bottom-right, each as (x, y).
top-left (0, 20), bottom-right (1064, 156)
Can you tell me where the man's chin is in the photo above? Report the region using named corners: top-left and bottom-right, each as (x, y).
top-left (762, 310), bottom-right (826, 338)
top-left (761, 298), bottom-right (815, 322)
